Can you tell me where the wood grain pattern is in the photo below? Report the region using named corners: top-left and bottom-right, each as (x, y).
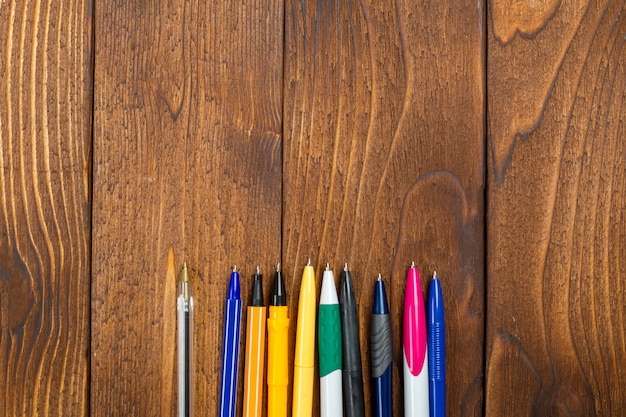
top-left (487, 0), bottom-right (626, 414)
top-left (283, 0), bottom-right (485, 416)
top-left (91, 0), bottom-right (283, 415)
top-left (0, 0), bottom-right (92, 415)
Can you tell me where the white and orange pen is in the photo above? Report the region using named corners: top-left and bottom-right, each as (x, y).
top-left (403, 262), bottom-right (429, 417)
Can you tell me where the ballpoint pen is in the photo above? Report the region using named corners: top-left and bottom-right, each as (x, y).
top-left (404, 262), bottom-right (429, 417)
top-left (318, 263), bottom-right (343, 417)
top-left (428, 272), bottom-right (445, 417)
top-left (292, 259), bottom-right (316, 417)
top-left (371, 273), bottom-right (392, 417)
top-left (267, 263), bottom-right (289, 417)
top-left (219, 266), bottom-right (243, 417)
top-left (243, 266), bottom-right (266, 417)
top-left (340, 263), bottom-right (365, 417)
top-left (177, 262), bottom-right (194, 417)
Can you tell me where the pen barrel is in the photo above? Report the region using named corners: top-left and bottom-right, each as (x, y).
top-left (219, 298), bottom-right (242, 417)
top-left (318, 304), bottom-right (342, 376)
top-left (292, 365), bottom-right (315, 417)
top-left (177, 296), bottom-right (194, 417)
top-left (427, 321), bottom-right (445, 382)
top-left (371, 313), bottom-right (392, 417)
top-left (371, 314), bottom-right (392, 378)
top-left (320, 370), bottom-right (343, 417)
top-left (267, 307), bottom-right (289, 417)
top-left (243, 306), bottom-right (266, 417)
top-left (343, 370), bottom-right (366, 417)
top-left (428, 318), bottom-right (445, 417)
top-left (373, 366), bottom-right (392, 417)
top-left (403, 349), bottom-right (430, 417)
top-left (427, 277), bottom-right (445, 417)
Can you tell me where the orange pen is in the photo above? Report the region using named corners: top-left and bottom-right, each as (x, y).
top-left (243, 266), bottom-right (267, 417)
top-left (267, 263), bottom-right (289, 417)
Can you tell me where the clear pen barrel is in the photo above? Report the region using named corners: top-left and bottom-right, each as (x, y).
top-left (178, 282), bottom-right (194, 417)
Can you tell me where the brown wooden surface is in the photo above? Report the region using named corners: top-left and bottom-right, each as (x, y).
top-left (486, 0), bottom-right (626, 415)
top-left (91, 0), bottom-right (283, 416)
top-left (0, 0), bottom-right (92, 415)
top-left (282, 0), bottom-right (485, 416)
top-left (5, 0), bottom-right (626, 415)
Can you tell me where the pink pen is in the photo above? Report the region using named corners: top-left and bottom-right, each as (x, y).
top-left (403, 262), bottom-right (429, 417)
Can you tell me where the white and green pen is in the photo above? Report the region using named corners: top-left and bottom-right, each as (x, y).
top-left (318, 263), bottom-right (343, 417)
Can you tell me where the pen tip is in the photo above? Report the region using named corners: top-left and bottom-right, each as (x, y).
top-left (276, 262), bottom-right (281, 272)
top-left (344, 263), bottom-right (348, 272)
top-left (326, 262), bottom-right (330, 271)
top-left (434, 271), bottom-right (438, 278)
top-left (411, 260), bottom-right (415, 268)
top-left (179, 263), bottom-right (190, 282)
top-left (257, 264), bottom-right (260, 274)
top-left (377, 273), bottom-right (382, 281)
top-left (307, 258), bottom-right (311, 266)
top-left (233, 264), bottom-right (237, 272)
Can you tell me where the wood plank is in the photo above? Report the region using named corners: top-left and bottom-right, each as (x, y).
top-left (283, 0), bottom-right (485, 416)
top-left (0, 0), bottom-right (92, 415)
top-left (91, 1), bottom-right (283, 415)
top-left (486, 0), bottom-right (626, 414)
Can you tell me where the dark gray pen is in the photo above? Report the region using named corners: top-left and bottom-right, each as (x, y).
top-left (339, 263), bottom-right (365, 417)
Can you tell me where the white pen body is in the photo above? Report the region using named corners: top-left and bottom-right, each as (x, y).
top-left (178, 294), bottom-right (194, 417)
top-left (320, 369), bottom-right (343, 417)
top-left (403, 348), bottom-right (429, 417)
top-left (319, 269), bottom-right (343, 417)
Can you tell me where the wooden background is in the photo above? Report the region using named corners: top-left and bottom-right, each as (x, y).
top-left (0, 0), bottom-right (623, 416)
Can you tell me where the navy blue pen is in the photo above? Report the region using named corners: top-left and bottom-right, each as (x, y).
top-left (427, 271), bottom-right (446, 417)
top-left (219, 266), bottom-right (243, 417)
top-left (371, 273), bottom-right (392, 417)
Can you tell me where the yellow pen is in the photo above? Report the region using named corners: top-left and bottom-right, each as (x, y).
top-left (292, 259), bottom-right (316, 417)
top-left (267, 263), bottom-right (289, 417)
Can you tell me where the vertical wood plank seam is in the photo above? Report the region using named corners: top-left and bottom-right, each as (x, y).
top-left (483, 0), bottom-right (489, 413)
top-left (88, 0), bottom-right (95, 415)
top-left (281, 0), bottom-right (286, 268)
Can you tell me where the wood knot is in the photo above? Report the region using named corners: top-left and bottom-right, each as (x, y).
top-left (0, 247), bottom-right (35, 331)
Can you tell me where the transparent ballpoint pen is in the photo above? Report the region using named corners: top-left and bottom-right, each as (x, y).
top-left (178, 262), bottom-right (194, 417)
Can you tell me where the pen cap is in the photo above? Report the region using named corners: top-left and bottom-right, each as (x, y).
top-left (251, 271), bottom-right (264, 306)
top-left (340, 269), bottom-right (362, 371)
top-left (403, 265), bottom-right (427, 376)
top-left (272, 270), bottom-right (287, 306)
top-left (294, 265), bottom-right (316, 368)
top-left (228, 270), bottom-right (241, 299)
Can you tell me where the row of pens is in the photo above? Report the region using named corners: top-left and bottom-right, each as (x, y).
top-left (176, 260), bottom-right (445, 417)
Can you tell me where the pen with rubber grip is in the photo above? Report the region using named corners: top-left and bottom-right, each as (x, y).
top-left (340, 264), bottom-right (365, 417)
top-left (318, 264), bottom-right (343, 417)
top-left (371, 274), bottom-right (392, 417)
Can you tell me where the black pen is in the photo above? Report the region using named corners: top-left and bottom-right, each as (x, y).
top-left (339, 263), bottom-right (365, 417)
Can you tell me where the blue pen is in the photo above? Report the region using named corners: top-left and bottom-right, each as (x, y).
top-left (219, 266), bottom-right (243, 417)
top-left (427, 271), bottom-right (446, 417)
top-left (371, 274), bottom-right (392, 417)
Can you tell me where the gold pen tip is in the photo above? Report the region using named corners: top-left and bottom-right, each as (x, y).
top-left (179, 263), bottom-right (190, 282)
